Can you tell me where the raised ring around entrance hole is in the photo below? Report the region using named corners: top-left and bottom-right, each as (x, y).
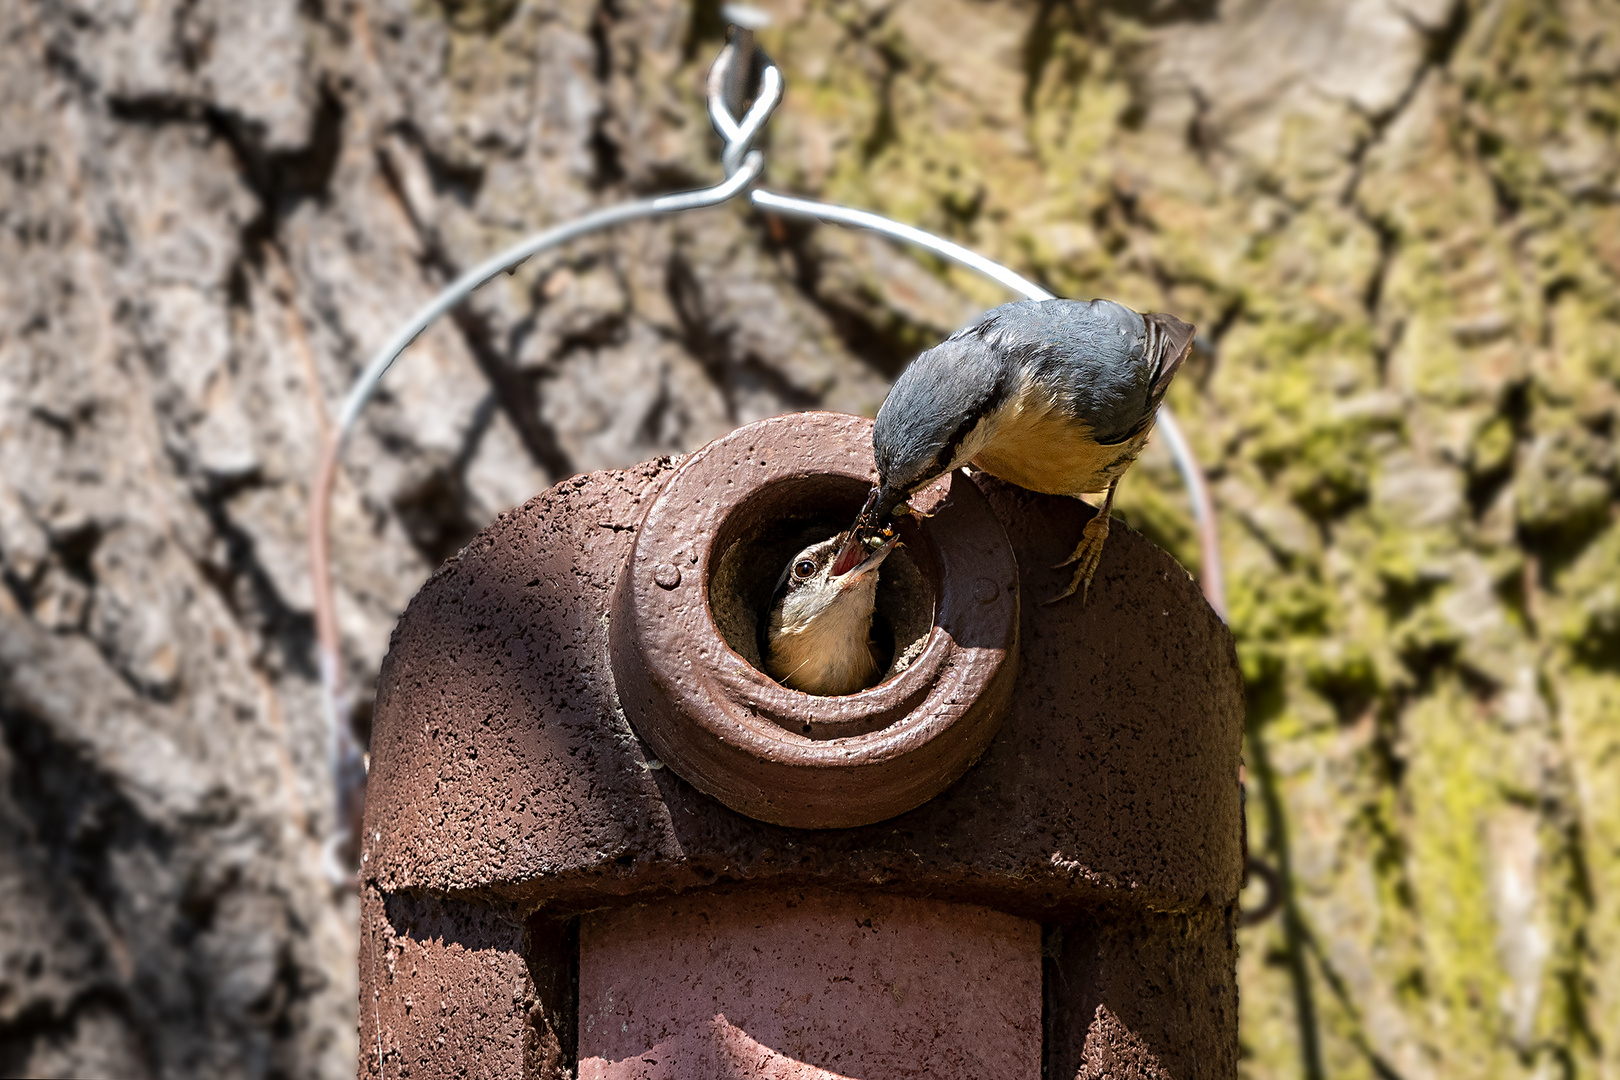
top-left (608, 412), bottom-right (1021, 829)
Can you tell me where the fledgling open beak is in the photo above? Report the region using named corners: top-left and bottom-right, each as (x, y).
top-left (830, 488), bottom-right (888, 577)
top-left (834, 530), bottom-right (897, 584)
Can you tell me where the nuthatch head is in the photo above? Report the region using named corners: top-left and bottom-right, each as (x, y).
top-left (847, 298), bottom-right (1196, 602)
top-left (764, 528), bottom-right (898, 695)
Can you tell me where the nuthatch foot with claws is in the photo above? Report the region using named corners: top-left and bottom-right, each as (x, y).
top-left (763, 528), bottom-right (898, 695)
top-left (842, 298), bottom-right (1195, 604)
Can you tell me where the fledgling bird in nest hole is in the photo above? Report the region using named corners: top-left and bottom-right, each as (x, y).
top-left (762, 528), bottom-right (897, 696)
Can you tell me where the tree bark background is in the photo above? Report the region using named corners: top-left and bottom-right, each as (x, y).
top-left (0, 0), bottom-right (1616, 1077)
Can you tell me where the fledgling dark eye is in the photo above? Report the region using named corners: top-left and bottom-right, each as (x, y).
top-left (793, 559), bottom-right (816, 579)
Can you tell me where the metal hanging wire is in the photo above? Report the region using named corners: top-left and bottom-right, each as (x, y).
top-left (308, 27), bottom-right (1226, 882)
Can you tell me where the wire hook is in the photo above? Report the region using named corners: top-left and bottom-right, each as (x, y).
top-left (706, 41), bottom-right (783, 177)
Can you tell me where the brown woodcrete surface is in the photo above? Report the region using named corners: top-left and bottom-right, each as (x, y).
top-left (362, 421), bottom-right (1244, 917)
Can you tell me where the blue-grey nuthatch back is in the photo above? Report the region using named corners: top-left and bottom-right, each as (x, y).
top-left (764, 529), bottom-right (898, 695)
top-left (834, 298), bottom-right (1195, 603)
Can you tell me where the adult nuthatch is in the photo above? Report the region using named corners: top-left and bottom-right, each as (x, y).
top-left (763, 529), bottom-right (898, 695)
top-left (836, 298), bottom-right (1195, 603)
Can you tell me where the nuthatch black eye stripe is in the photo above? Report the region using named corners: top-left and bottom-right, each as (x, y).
top-left (932, 377), bottom-right (1011, 482)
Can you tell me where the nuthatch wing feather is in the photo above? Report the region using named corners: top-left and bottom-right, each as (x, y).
top-left (843, 298), bottom-right (1195, 601)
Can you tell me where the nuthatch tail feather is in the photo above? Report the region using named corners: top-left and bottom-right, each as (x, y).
top-left (841, 298), bottom-right (1195, 602)
top-left (764, 530), bottom-right (897, 695)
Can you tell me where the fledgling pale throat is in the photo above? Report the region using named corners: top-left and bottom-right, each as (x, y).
top-left (844, 298), bottom-right (1196, 603)
top-left (764, 530), bottom-right (897, 695)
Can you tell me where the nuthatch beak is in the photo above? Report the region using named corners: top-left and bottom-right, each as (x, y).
top-left (764, 527), bottom-right (899, 696)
